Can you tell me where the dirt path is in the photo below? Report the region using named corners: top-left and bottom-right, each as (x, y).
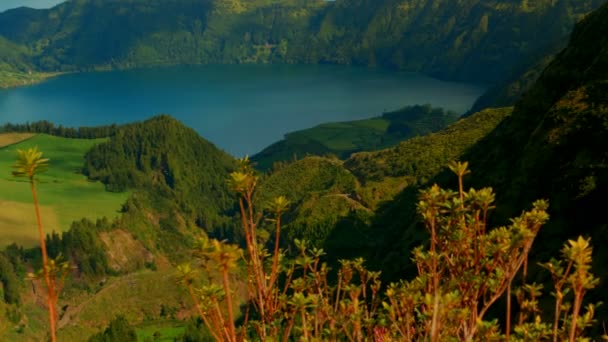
top-left (0, 133), bottom-right (36, 148)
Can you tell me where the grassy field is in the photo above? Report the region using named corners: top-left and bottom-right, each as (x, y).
top-left (0, 134), bottom-right (129, 247)
top-left (252, 117), bottom-right (394, 170)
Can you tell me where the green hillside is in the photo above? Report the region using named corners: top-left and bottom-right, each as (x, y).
top-left (83, 115), bottom-right (239, 246)
top-left (346, 107), bottom-right (511, 183)
top-left (0, 67), bottom-right (56, 88)
top-left (0, 0), bottom-right (604, 88)
top-left (0, 118), bottom-right (242, 341)
top-left (365, 0), bottom-right (608, 321)
top-left (252, 104), bottom-right (457, 170)
top-left (0, 134), bottom-right (128, 247)
top-left (257, 156), bottom-right (370, 252)
top-left (466, 1), bottom-right (608, 314)
top-left (254, 107), bottom-right (511, 259)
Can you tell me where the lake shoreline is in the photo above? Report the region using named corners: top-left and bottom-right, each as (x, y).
top-left (0, 61), bottom-right (491, 91)
top-left (0, 64), bottom-right (487, 156)
top-left (0, 70), bottom-right (66, 90)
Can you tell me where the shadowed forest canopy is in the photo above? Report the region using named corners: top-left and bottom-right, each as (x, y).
top-left (364, 1), bottom-right (608, 322)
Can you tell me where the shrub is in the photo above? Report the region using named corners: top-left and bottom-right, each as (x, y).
top-left (179, 161), bottom-right (603, 341)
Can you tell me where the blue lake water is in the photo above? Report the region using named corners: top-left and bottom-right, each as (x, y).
top-left (0, 64), bottom-right (486, 156)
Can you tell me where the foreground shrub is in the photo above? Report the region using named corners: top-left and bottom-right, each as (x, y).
top-left (180, 160), bottom-right (603, 341)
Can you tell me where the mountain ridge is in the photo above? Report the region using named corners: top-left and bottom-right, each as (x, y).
top-left (0, 0), bottom-right (604, 86)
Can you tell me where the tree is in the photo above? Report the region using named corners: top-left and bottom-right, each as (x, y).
top-left (0, 253), bottom-right (20, 305)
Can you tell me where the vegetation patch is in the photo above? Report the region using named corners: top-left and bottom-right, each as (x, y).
top-left (56, 270), bottom-right (192, 341)
top-left (345, 107), bottom-right (513, 183)
top-left (82, 115), bottom-right (238, 241)
top-left (135, 321), bottom-right (186, 342)
top-left (0, 134), bottom-right (128, 248)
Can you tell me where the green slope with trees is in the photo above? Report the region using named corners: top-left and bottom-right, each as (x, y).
top-left (254, 107), bottom-right (512, 260)
top-left (345, 107), bottom-right (511, 183)
top-left (83, 115), bottom-right (239, 243)
top-left (252, 104), bottom-right (457, 170)
top-left (0, 0), bottom-right (604, 88)
top-left (0, 117), bottom-right (243, 341)
top-left (363, 0), bottom-right (608, 325)
top-left (257, 156), bottom-right (370, 253)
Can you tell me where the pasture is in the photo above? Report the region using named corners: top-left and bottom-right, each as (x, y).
top-left (0, 134), bottom-right (128, 247)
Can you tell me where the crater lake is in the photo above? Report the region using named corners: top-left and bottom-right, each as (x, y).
top-left (0, 64), bottom-right (486, 156)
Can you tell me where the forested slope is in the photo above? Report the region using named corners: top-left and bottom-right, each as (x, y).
top-left (252, 105), bottom-right (457, 170)
top-left (83, 115), bottom-right (239, 240)
top-left (468, 0), bottom-right (608, 288)
top-left (366, 1), bottom-right (608, 323)
top-left (254, 107), bottom-right (512, 263)
top-left (0, 0), bottom-right (604, 85)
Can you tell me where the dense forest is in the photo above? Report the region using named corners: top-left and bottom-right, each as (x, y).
top-left (0, 0), bottom-right (605, 88)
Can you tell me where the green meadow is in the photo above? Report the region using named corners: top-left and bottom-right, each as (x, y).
top-left (287, 118), bottom-right (392, 152)
top-left (0, 134), bottom-right (129, 247)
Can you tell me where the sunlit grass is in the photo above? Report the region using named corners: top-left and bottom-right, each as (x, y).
top-left (0, 134), bottom-right (129, 247)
